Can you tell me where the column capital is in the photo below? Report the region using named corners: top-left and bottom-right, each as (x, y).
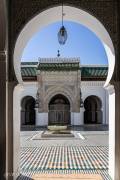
top-left (105, 84), bottom-right (115, 94)
top-left (0, 51), bottom-right (6, 61)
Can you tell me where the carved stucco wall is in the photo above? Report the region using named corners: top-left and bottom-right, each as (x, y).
top-left (8, 0), bottom-right (119, 82)
top-left (37, 70), bottom-right (81, 112)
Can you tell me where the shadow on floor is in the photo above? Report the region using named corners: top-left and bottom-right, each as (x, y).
top-left (17, 174), bottom-right (33, 180)
top-left (21, 125), bottom-right (109, 131)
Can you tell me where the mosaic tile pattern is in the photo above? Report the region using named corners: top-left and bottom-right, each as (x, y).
top-left (20, 146), bottom-right (108, 171)
top-left (19, 131), bottom-right (110, 180)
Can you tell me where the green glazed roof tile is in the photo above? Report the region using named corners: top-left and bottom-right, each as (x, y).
top-left (37, 62), bottom-right (80, 71)
top-left (21, 62), bottom-right (108, 78)
top-left (21, 67), bottom-right (37, 77)
top-left (80, 67), bottom-right (108, 78)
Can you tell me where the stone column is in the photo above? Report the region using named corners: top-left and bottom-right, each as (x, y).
top-left (7, 81), bottom-right (17, 180)
top-left (105, 85), bottom-right (115, 179)
top-left (0, 51), bottom-right (6, 179)
top-left (0, 0), bottom-right (7, 178)
top-left (114, 82), bottom-right (120, 180)
top-left (35, 107), bottom-right (38, 126)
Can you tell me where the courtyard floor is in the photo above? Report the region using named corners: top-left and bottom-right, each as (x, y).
top-left (18, 127), bottom-right (111, 180)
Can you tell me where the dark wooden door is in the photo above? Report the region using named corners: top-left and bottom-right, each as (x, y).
top-left (84, 95), bottom-right (102, 124)
top-left (49, 104), bottom-right (70, 125)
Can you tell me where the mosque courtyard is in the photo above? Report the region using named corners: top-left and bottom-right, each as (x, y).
top-left (18, 126), bottom-right (111, 180)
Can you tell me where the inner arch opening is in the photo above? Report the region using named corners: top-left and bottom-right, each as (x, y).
top-left (14, 5), bottom-right (115, 86)
top-left (21, 96), bottom-right (36, 127)
top-left (13, 5), bottom-right (115, 180)
top-left (84, 95), bottom-right (103, 124)
top-left (48, 94), bottom-right (70, 126)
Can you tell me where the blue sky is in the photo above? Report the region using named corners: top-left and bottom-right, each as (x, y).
top-left (21, 21), bottom-right (108, 65)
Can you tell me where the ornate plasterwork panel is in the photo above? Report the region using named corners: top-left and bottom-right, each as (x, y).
top-left (81, 81), bottom-right (105, 87)
top-left (37, 70), bottom-right (81, 112)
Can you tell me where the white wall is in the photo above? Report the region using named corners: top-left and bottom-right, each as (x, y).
top-left (13, 81), bottom-right (114, 180)
top-left (105, 90), bottom-right (109, 124)
top-left (106, 85), bottom-right (115, 180)
top-left (36, 112), bottom-right (48, 126)
top-left (71, 111), bottom-right (84, 125)
top-left (16, 81), bottom-right (108, 127)
top-left (13, 82), bottom-right (37, 179)
top-left (81, 81), bottom-right (108, 125)
top-left (17, 81), bottom-right (108, 128)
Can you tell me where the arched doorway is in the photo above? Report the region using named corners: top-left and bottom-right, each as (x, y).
top-left (48, 94), bottom-right (70, 125)
top-left (21, 96), bottom-right (36, 126)
top-left (12, 5), bottom-right (116, 179)
top-left (84, 95), bottom-right (102, 124)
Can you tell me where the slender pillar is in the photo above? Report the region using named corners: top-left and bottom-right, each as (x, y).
top-left (7, 82), bottom-right (17, 180)
top-left (0, 0), bottom-right (7, 179)
top-left (114, 2), bottom-right (120, 178)
top-left (0, 51), bottom-right (6, 179)
top-left (114, 82), bottom-right (120, 180)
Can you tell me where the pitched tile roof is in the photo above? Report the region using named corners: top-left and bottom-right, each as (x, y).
top-left (21, 62), bottom-right (108, 79)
